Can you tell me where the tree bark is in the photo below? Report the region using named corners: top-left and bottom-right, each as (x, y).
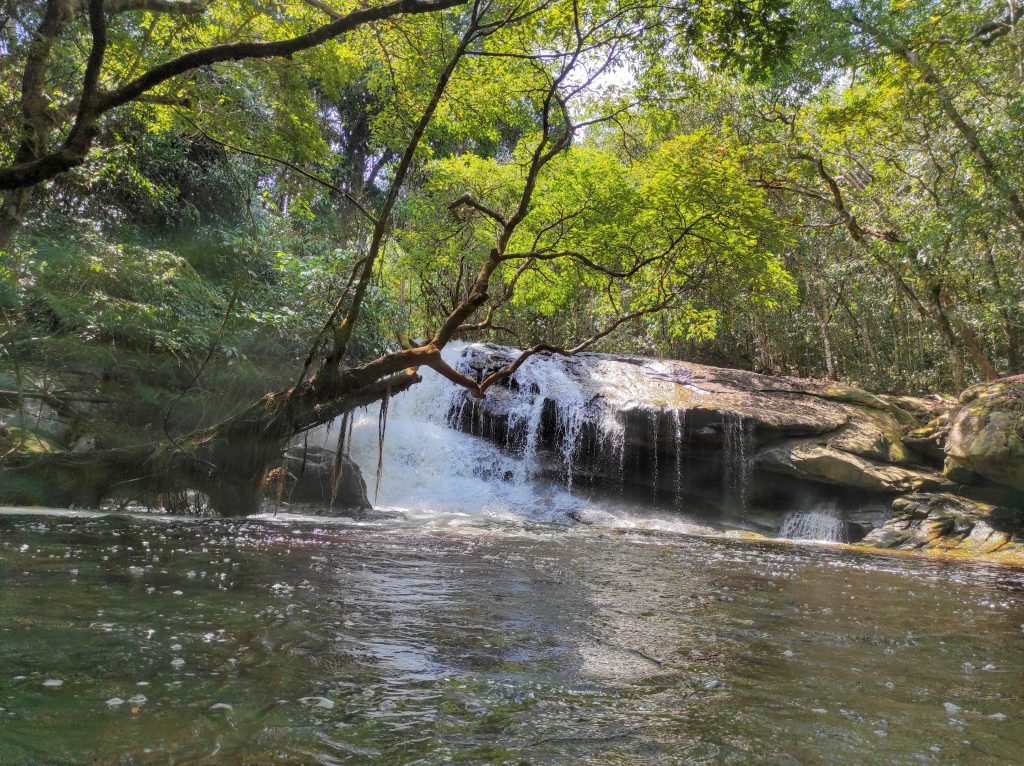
top-left (928, 285), bottom-right (967, 391)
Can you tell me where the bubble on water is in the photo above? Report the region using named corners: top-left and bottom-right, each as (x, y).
top-left (170, 644), bottom-right (183, 651)
top-left (105, 697), bottom-right (125, 707)
top-left (128, 695), bottom-right (147, 705)
top-left (172, 590), bottom-right (183, 596)
top-left (989, 712), bottom-right (1007, 721)
top-left (210, 703), bottom-right (233, 711)
top-left (42, 679), bottom-right (63, 688)
top-left (171, 658), bottom-right (185, 669)
top-left (299, 696), bottom-right (335, 709)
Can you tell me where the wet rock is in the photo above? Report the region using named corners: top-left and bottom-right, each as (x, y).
top-left (902, 415), bottom-right (950, 468)
top-left (859, 493), bottom-right (1024, 563)
top-left (298, 696), bottom-right (335, 709)
top-left (267, 446), bottom-right (371, 512)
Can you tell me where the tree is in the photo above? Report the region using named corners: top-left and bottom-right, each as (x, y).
top-left (0, 0), bottom-right (468, 243)
top-left (1, 0), bottom-right (795, 513)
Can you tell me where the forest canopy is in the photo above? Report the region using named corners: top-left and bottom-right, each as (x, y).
top-left (1, 0), bottom-right (1021, 511)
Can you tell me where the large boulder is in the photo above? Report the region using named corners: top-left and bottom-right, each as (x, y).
top-left (944, 375), bottom-right (1024, 493)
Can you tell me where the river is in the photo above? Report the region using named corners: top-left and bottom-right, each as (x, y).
top-left (1, 509), bottom-right (1022, 764)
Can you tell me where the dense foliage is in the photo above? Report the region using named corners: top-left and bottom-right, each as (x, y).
top-left (1, 0), bottom-right (1022, 471)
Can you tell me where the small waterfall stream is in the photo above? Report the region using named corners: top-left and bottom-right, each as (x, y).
top-left (779, 503), bottom-right (847, 543)
top-left (722, 412), bottom-right (753, 517)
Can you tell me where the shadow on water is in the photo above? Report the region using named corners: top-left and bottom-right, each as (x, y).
top-left (0, 508), bottom-right (1022, 764)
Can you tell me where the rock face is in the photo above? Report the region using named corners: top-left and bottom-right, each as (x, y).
top-left (944, 375), bottom-right (1024, 492)
top-left (446, 344), bottom-right (1023, 557)
top-left (455, 343), bottom-right (943, 495)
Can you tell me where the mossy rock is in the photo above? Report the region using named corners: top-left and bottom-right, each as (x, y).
top-left (944, 375), bottom-right (1024, 492)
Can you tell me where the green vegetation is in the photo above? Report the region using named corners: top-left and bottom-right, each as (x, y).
top-left (0, 0), bottom-right (1021, 511)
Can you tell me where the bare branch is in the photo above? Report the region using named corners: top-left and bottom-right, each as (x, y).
top-left (448, 193), bottom-right (507, 225)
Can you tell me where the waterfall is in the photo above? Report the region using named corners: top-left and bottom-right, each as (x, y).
top-left (722, 412), bottom-right (752, 517)
top-left (306, 344), bottom-right (590, 522)
top-left (299, 344), bottom-right (761, 540)
top-left (779, 503), bottom-right (847, 543)
top-left (303, 343), bottom-right (721, 533)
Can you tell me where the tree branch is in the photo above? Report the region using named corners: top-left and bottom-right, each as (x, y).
top-left (0, 0), bottom-right (469, 191)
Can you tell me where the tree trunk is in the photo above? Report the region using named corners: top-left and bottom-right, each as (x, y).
top-left (952, 317), bottom-right (1000, 381)
top-left (807, 286), bottom-right (836, 380)
top-left (927, 285), bottom-right (967, 390)
top-left (0, 361), bottom-right (422, 514)
top-left (982, 244), bottom-right (1021, 373)
top-left (0, 188), bottom-right (35, 246)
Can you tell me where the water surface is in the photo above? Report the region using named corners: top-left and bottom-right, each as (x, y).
top-left (1, 509), bottom-right (1021, 764)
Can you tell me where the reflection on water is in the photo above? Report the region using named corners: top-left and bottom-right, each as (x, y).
top-left (0, 509), bottom-right (1022, 764)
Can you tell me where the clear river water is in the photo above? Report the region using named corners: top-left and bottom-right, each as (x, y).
top-left (2, 355), bottom-right (1023, 764)
top-left (1, 510), bottom-right (1022, 765)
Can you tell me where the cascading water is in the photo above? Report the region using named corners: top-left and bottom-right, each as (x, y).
top-left (779, 502), bottom-right (847, 543)
top-left (671, 408), bottom-right (686, 510)
top-left (722, 412), bottom-right (753, 517)
top-left (307, 343), bottom-right (715, 533)
top-left (312, 345), bottom-right (573, 522)
top-left (498, 352), bottom-right (589, 488)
